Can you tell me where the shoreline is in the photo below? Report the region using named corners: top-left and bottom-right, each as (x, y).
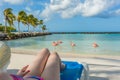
top-left (11, 48), bottom-right (120, 59)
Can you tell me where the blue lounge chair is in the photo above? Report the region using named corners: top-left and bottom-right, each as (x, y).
top-left (60, 61), bottom-right (89, 80)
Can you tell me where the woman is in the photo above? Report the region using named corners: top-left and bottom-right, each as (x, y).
top-left (0, 41), bottom-right (65, 80)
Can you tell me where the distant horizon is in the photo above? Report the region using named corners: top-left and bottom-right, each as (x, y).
top-left (14, 30), bottom-right (120, 33)
top-left (51, 31), bottom-right (120, 32)
top-left (14, 29), bottom-right (120, 33)
top-left (51, 32), bottom-right (120, 34)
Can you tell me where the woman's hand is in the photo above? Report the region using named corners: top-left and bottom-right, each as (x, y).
top-left (17, 65), bottom-right (30, 77)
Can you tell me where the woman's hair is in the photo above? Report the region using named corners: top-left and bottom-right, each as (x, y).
top-left (0, 41), bottom-right (11, 72)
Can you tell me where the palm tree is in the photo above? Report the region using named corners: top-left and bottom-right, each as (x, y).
top-left (31, 17), bottom-right (39, 32)
top-left (8, 14), bottom-right (16, 32)
top-left (26, 14), bottom-right (34, 32)
top-left (25, 14), bottom-right (39, 32)
top-left (3, 8), bottom-right (15, 33)
top-left (39, 20), bottom-right (43, 25)
top-left (41, 25), bottom-right (47, 33)
top-left (38, 20), bottom-right (43, 32)
top-left (17, 11), bottom-right (27, 33)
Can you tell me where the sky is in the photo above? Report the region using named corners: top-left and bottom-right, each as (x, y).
top-left (0, 0), bottom-right (120, 32)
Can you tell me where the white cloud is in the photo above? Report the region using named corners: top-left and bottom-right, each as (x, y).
top-left (26, 9), bottom-right (41, 18)
top-left (114, 9), bottom-right (120, 15)
top-left (4, 0), bottom-right (24, 4)
top-left (81, 0), bottom-right (108, 16)
top-left (25, 7), bottom-right (32, 12)
top-left (41, 0), bottom-right (79, 19)
top-left (41, 0), bottom-right (120, 19)
top-left (40, 5), bottom-right (53, 19)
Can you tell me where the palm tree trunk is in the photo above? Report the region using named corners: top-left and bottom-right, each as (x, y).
top-left (42, 30), bottom-right (44, 33)
top-left (10, 25), bottom-right (11, 33)
top-left (39, 25), bottom-right (41, 32)
top-left (33, 27), bottom-right (35, 32)
top-left (18, 22), bottom-right (21, 33)
top-left (4, 19), bottom-right (7, 33)
top-left (28, 25), bottom-right (30, 33)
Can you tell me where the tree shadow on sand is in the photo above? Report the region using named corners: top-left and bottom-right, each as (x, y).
top-left (89, 76), bottom-right (109, 80)
top-left (90, 70), bottom-right (120, 75)
top-left (92, 57), bottom-right (120, 63)
top-left (88, 63), bottom-right (120, 67)
top-left (88, 63), bottom-right (120, 80)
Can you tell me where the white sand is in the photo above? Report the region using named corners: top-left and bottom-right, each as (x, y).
top-left (8, 52), bottom-right (120, 80)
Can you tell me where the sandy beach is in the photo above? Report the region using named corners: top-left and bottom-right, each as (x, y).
top-left (7, 49), bottom-right (120, 80)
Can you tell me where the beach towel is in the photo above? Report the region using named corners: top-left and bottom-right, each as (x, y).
top-left (60, 61), bottom-right (83, 80)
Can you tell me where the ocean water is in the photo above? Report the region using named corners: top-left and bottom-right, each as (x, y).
top-left (4, 34), bottom-right (120, 55)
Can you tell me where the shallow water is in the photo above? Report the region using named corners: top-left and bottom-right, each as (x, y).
top-left (4, 34), bottom-right (120, 55)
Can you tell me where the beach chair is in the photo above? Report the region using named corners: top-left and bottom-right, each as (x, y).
top-left (79, 62), bottom-right (89, 80)
top-left (61, 61), bottom-right (89, 80)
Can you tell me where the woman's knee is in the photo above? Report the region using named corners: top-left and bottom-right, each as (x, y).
top-left (37, 48), bottom-right (50, 56)
top-left (50, 52), bottom-right (60, 61)
top-left (41, 48), bottom-right (49, 53)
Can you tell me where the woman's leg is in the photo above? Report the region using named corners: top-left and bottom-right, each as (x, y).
top-left (24, 48), bottom-right (50, 77)
top-left (41, 52), bottom-right (61, 80)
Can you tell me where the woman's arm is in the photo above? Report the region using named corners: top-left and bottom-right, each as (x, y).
top-left (0, 65), bottom-right (30, 80)
top-left (17, 65), bottom-right (30, 77)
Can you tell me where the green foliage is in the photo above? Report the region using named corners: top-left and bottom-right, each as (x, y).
top-left (3, 8), bottom-right (46, 33)
top-left (41, 25), bottom-right (47, 32)
top-left (0, 26), bottom-right (16, 33)
top-left (17, 11), bottom-right (27, 33)
top-left (39, 20), bottom-right (43, 25)
top-left (3, 8), bottom-right (16, 33)
top-left (7, 33), bottom-right (16, 38)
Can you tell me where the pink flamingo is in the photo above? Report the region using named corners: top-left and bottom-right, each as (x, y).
top-left (52, 41), bottom-right (59, 51)
top-left (92, 42), bottom-right (99, 48)
top-left (52, 41), bottom-right (58, 46)
top-left (70, 41), bottom-right (76, 52)
top-left (57, 40), bottom-right (63, 44)
top-left (71, 42), bottom-right (76, 47)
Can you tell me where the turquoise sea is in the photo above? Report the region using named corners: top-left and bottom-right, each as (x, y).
top-left (5, 34), bottom-right (120, 55)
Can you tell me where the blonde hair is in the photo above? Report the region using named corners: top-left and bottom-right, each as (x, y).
top-left (0, 41), bottom-right (11, 72)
